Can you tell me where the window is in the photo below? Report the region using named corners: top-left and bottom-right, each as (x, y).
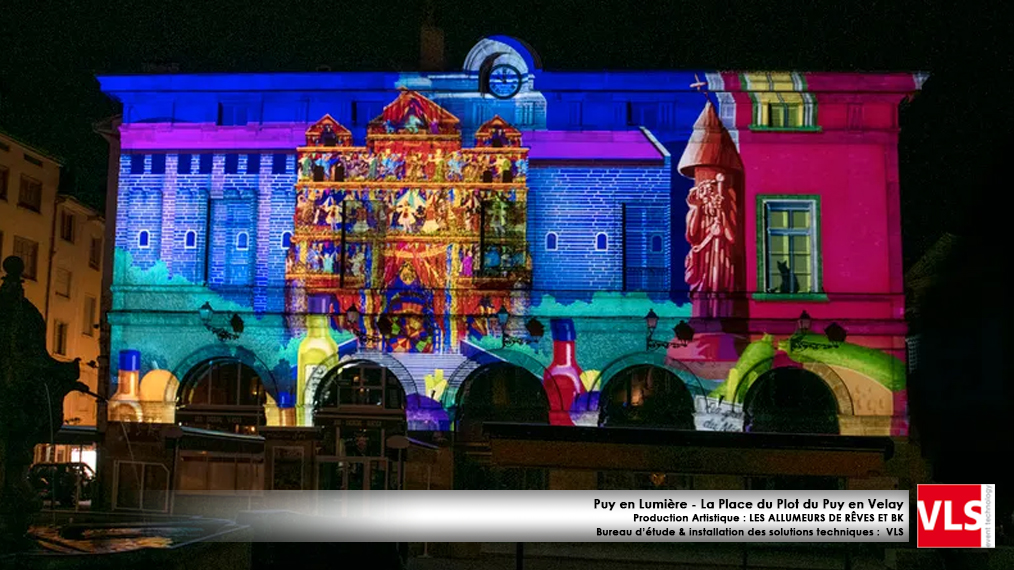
top-left (0, 165), bottom-right (8, 201)
top-left (767, 103), bottom-right (802, 128)
top-left (595, 232), bottom-right (608, 251)
top-left (246, 154), bottom-right (261, 174)
top-left (281, 231), bottom-right (292, 249)
top-left (55, 268), bottom-right (72, 298)
top-left (272, 153), bottom-right (287, 174)
top-left (177, 153), bottom-right (192, 174)
top-left (236, 232), bottom-right (249, 251)
top-left (224, 154), bottom-right (239, 174)
top-left (199, 154), bottom-right (214, 174)
top-left (18, 175), bottom-right (42, 212)
top-left (545, 232), bottom-right (558, 251)
top-left (151, 154), bottom-right (166, 174)
top-left (651, 235), bottom-right (663, 253)
top-left (130, 154), bottom-right (145, 174)
top-left (760, 197), bottom-right (820, 295)
top-left (622, 205), bottom-right (668, 292)
top-left (54, 321), bottom-right (68, 356)
top-left (13, 236), bottom-right (39, 280)
top-left (23, 153), bottom-right (43, 167)
top-left (60, 211), bottom-right (76, 243)
top-left (83, 296), bottom-right (96, 336)
top-left (89, 237), bottom-right (102, 269)
top-left (184, 230), bottom-right (197, 249)
top-left (0, 140), bottom-right (8, 152)
top-left (138, 230), bottom-right (150, 249)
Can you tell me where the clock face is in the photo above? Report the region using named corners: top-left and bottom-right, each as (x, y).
top-left (488, 64), bottom-right (523, 99)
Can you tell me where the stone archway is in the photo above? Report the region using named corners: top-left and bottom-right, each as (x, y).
top-left (301, 351), bottom-right (418, 427)
top-left (176, 357), bottom-right (268, 434)
top-left (597, 365), bottom-right (697, 430)
top-left (732, 357), bottom-right (854, 417)
top-left (171, 345), bottom-right (278, 400)
top-left (443, 346), bottom-right (548, 410)
top-left (742, 367), bottom-right (841, 435)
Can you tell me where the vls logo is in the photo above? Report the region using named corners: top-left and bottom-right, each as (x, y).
top-left (917, 484), bottom-right (995, 548)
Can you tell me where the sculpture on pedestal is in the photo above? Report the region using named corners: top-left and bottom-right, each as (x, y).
top-left (0, 256), bottom-right (83, 551)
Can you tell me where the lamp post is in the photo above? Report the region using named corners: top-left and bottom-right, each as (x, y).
top-left (646, 310), bottom-right (695, 351)
top-left (497, 305), bottom-right (543, 348)
top-left (788, 310), bottom-right (847, 351)
top-left (198, 302), bottom-right (243, 342)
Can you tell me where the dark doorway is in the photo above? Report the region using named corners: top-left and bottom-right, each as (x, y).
top-left (598, 365), bottom-right (696, 429)
top-left (454, 363), bottom-right (549, 490)
top-left (742, 367), bottom-right (840, 435)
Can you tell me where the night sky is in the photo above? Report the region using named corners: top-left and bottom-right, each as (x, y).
top-left (1, 0), bottom-right (1010, 268)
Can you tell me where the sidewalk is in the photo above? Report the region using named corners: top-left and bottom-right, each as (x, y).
top-left (409, 543), bottom-right (890, 570)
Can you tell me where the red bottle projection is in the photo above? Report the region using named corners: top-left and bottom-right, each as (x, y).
top-left (543, 318), bottom-right (585, 426)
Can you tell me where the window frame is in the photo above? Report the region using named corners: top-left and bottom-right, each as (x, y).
top-left (754, 195), bottom-right (826, 301)
top-left (236, 231), bottom-right (250, 251)
top-left (594, 232), bottom-right (608, 252)
top-left (0, 164), bottom-right (9, 201)
top-left (54, 321), bottom-right (69, 356)
top-left (138, 230), bottom-right (151, 249)
top-left (13, 236), bottom-right (39, 280)
top-left (281, 231), bottom-right (293, 250)
top-left (55, 267), bottom-right (72, 298)
top-left (272, 153), bottom-right (288, 174)
top-left (177, 153), bottom-right (193, 175)
top-left (60, 211), bottom-right (76, 243)
top-left (150, 153), bottom-right (166, 174)
top-left (130, 154), bottom-right (146, 174)
top-left (83, 296), bottom-right (97, 337)
top-left (246, 153), bottom-right (261, 175)
top-left (544, 231), bottom-right (558, 251)
top-left (89, 237), bottom-right (102, 269)
top-left (18, 174), bottom-right (43, 213)
top-left (184, 230), bottom-right (198, 250)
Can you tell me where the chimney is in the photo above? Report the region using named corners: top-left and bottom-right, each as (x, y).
top-left (419, 0), bottom-right (445, 71)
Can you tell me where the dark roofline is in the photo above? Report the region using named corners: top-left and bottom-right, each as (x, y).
top-left (482, 422), bottom-right (894, 458)
top-left (0, 127), bottom-right (65, 166)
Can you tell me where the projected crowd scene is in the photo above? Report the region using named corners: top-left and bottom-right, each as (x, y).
top-left (97, 36), bottom-right (921, 495)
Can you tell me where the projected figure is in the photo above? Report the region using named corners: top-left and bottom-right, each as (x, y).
top-left (678, 99), bottom-right (745, 318)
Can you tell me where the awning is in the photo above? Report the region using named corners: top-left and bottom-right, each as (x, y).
top-left (53, 425), bottom-right (100, 446)
top-left (483, 423), bottom-right (894, 478)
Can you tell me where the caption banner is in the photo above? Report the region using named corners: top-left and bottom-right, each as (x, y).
top-left (220, 490), bottom-right (910, 542)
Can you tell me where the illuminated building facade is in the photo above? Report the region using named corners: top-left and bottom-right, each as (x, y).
top-left (96, 37), bottom-right (925, 497)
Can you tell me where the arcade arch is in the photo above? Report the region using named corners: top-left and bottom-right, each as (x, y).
top-left (597, 365), bottom-right (696, 430)
top-left (176, 357), bottom-right (267, 434)
top-left (742, 367), bottom-right (841, 435)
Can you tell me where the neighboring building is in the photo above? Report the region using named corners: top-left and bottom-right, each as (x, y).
top-left (0, 129), bottom-right (105, 469)
top-left (94, 36), bottom-right (924, 507)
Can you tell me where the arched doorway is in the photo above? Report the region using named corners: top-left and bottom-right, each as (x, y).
top-left (598, 365), bottom-right (696, 430)
top-left (454, 363), bottom-right (550, 490)
top-left (742, 367), bottom-right (840, 435)
top-left (176, 358), bottom-right (267, 434)
top-left (313, 361), bottom-right (407, 491)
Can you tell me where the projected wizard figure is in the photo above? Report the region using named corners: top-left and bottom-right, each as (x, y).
top-left (678, 99), bottom-right (745, 318)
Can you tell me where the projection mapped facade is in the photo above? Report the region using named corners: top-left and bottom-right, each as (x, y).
top-left (98, 37), bottom-right (921, 446)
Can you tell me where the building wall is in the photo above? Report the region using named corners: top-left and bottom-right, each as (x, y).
top-left (0, 132), bottom-right (60, 309)
top-left (50, 197), bottom-right (105, 426)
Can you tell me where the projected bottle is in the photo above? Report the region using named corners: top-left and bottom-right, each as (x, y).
top-left (296, 294), bottom-right (339, 425)
top-left (543, 319), bottom-right (585, 426)
top-left (109, 349), bottom-right (143, 422)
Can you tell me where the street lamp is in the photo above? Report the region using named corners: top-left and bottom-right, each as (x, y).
top-left (198, 302), bottom-right (243, 342)
top-left (788, 310), bottom-right (846, 351)
top-left (646, 310), bottom-right (694, 351)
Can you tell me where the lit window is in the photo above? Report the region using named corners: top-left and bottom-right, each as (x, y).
top-left (236, 232), bottom-right (249, 251)
top-left (767, 103), bottom-right (802, 128)
top-left (184, 230), bottom-right (197, 249)
top-left (595, 233), bottom-right (608, 251)
top-left (545, 232), bottom-right (558, 251)
top-left (761, 198), bottom-right (820, 294)
top-left (281, 231), bottom-right (292, 250)
top-left (651, 235), bottom-right (663, 253)
top-left (138, 230), bottom-right (151, 249)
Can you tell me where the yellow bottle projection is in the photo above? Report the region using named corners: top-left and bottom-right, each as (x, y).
top-left (297, 295), bottom-right (338, 425)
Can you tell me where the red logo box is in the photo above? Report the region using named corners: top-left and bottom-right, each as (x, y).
top-left (917, 484), bottom-right (995, 548)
